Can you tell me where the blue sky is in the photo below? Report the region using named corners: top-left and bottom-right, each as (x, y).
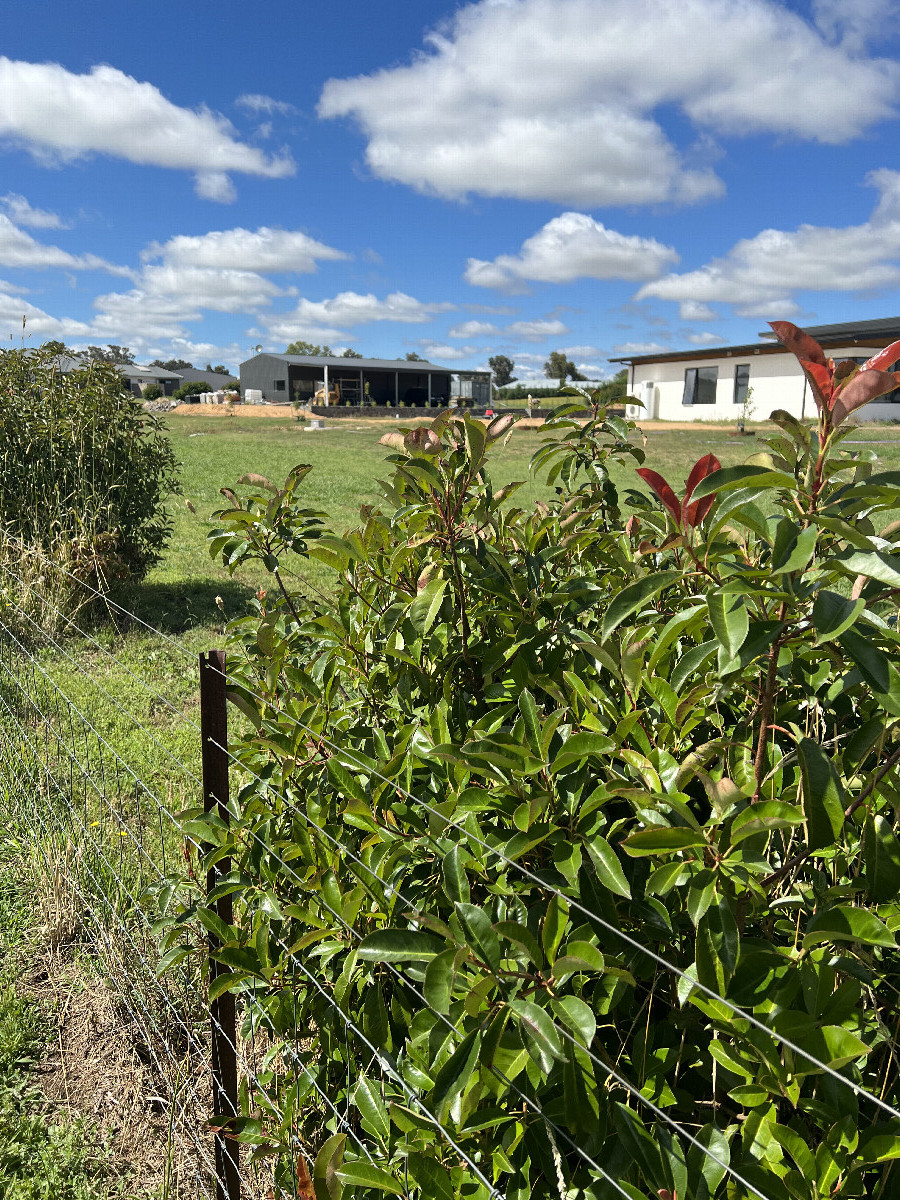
top-left (2, 0), bottom-right (900, 377)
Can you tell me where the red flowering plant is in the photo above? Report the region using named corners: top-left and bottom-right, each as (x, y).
top-left (770, 320), bottom-right (900, 502)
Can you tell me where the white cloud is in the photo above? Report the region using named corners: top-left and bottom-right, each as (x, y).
top-left (813, 0), bottom-right (895, 54)
top-left (562, 344), bottom-right (602, 358)
top-left (639, 169), bottom-right (900, 316)
top-left (613, 341), bottom-right (670, 355)
top-left (678, 300), bottom-right (718, 321)
top-left (418, 343), bottom-right (480, 361)
top-left (686, 332), bottom-right (726, 345)
top-left (465, 212), bottom-right (679, 290)
top-left (265, 290), bottom-right (456, 341)
top-left (194, 171), bottom-right (238, 204)
top-left (0, 292), bottom-right (92, 340)
top-left (235, 93), bottom-right (298, 116)
top-left (447, 319), bottom-right (498, 338)
top-left (0, 59), bottom-right (295, 199)
top-left (145, 226), bottom-right (348, 274)
top-left (319, 0), bottom-right (898, 208)
top-left (504, 318), bottom-right (569, 342)
top-left (0, 193), bottom-right (66, 229)
top-left (0, 214), bottom-right (126, 273)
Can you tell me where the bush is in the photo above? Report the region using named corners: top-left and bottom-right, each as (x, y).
top-left (141, 383), bottom-right (164, 401)
top-left (173, 380), bottom-right (210, 401)
top-left (0, 347), bottom-right (179, 591)
top-left (170, 324), bottom-right (900, 1196)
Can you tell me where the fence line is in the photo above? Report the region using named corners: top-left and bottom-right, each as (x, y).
top-left (2, 547), bottom-right (897, 1198)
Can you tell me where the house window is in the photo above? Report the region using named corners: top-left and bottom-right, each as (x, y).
top-left (683, 366), bottom-right (718, 405)
top-left (274, 379), bottom-right (286, 391)
top-left (733, 364), bottom-right (750, 405)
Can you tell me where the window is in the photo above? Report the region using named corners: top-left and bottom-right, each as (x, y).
top-left (683, 366), bottom-right (718, 405)
top-left (733, 364), bottom-right (750, 405)
top-left (274, 379), bottom-right (286, 391)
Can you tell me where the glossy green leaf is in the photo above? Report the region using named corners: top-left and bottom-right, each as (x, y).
top-left (866, 815), bottom-right (900, 903)
top-left (601, 571), bottom-right (680, 641)
top-left (335, 1163), bottom-right (404, 1195)
top-left (622, 826), bottom-right (707, 856)
top-left (354, 1076), bottom-right (390, 1144)
top-left (798, 738), bottom-right (845, 852)
top-left (812, 589), bottom-right (865, 644)
top-left (707, 590), bottom-right (749, 658)
top-left (432, 1029), bottom-right (481, 1121)
top-left (455, 903), bottom-right (501, 973)
top-left (804, 905), bottom-right (896, 949)
top-left (357, 929), bottom-right (447, 961)
top-left (585, 836), bottom-right (631, 898)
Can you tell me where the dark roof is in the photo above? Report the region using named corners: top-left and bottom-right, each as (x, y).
top-left (759, 316), bottom-right (900, 341)
top-left (175, 367), bottom-right (237, 386)
top-left (243, 353), bottom-right (448, 372)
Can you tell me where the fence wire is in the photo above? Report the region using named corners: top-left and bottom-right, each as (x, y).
top-left (2, 545), bottom-right (898, 1200)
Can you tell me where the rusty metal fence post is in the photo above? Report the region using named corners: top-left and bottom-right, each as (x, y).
top-left (200, 649), bottom-right (241, 1200)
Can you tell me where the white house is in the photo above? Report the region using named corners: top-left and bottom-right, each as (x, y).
top-left (609, 317), bottom-right (900, 423)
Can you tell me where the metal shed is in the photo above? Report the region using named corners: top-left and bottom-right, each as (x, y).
top-left (239, 354), bottom-right (455, 408)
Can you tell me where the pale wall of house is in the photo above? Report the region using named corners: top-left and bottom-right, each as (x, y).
top-left (630, 345), bottom-right (899, 422)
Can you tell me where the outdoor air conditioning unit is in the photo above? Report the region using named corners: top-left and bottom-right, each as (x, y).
top-left (626, 380), bottom-right (657, 420)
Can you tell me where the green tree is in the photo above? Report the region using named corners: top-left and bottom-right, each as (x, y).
top-left (341, 348), bottom-right (363, 359)
top-left (40, 339), bottom-right (69, 357)
top-left (150, 358), bottom-right (193, 370)
top-left (544, 350), bottom-right (584, 385)
top-left (204, 362), bottom-right (230, 374)
top-left (488, 354), bottom-right (516, 386)
top-left (285, 340), bottom-right (334, 357)
top-left (82, 344), bottom-right (135, 365)
top-left (405, 351), bottom-right (425, 361)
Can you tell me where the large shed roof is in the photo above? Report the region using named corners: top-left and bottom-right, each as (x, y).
top-left (243, 353), bottom-right (448, 372)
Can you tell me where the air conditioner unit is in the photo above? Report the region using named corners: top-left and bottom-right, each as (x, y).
top-left (626, 381), bottom-right (657, 420)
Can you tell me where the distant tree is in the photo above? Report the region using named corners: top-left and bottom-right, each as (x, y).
top-left (592, 368), bottom-right (628, 405)
top-left (151, 358), bottom-right (193, 371)
top-left (488, 355), bottom-right (516, 387)
top-left (204, 362), bottom-right (231, 374)
top-left (286, 340), bottom-right (334, 357)
top-left (544, 350), bottom-right (584, 386)
top-left (341, 348), bottom-right (363, 358)
top-left (41, 339), bottom-right (69, 357)
top-left (83, 344), bottom-right (136, 365)
top-left (174, 380), bottom-right (211, 401)
top-left (405, 352), bottom-right (425, 361)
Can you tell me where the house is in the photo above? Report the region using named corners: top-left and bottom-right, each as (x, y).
top-left (609, 316), bottom-right (900, 423)
top-left (118, 364), bottom-right (183, 396)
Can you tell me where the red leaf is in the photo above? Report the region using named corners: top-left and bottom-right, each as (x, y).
top-left (637, 468), bottom-right (681, 526)
top-left (862, 340), bottom-right (900, 373)
top-left (799, 358), bottom-right (834, 411)
top-left (769, 321), bottom-right (827, 366)
top-left (831, 370), bottom-right (900, 426)
top-left (682, 453), bottom-right (721, 528)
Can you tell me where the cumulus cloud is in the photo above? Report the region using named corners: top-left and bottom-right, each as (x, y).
top-left (686, 332), bottom-right (726, 344)
top-left (0, 58), bottom-right (295, 199)
top-left (465, 213), bottom-right (679, 290)
top-left (638, 169), bottom-right (900, 316)
top-left (613, 341), bottom-right (670, 355)
top-left (678, 300), bottom-right (718, 321)
top-left (0, 292), bottom-right (92, 340)
top-left (418, 343), bottom-right (480, 361)
top-left (319, 0), bottom-right (899, 208)
top-left (235, 93), bottom-right (298, 116)
top-left (503, 318), bottom-right (569, 342)
top-left (144, 226), bottom-right (348, 274)
top-left (0, 193), bottom-right (66, 229)
top-left (265, 290), bottom-right (456, 341)
top-left (447, 319), bottom-right (498, 338)
top-left (0, 214), bottom-right (126, 273)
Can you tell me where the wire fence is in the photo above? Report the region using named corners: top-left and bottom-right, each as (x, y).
top-left (1, 544), bottom-right (899, 1199)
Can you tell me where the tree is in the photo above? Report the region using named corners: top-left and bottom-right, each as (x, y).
top-left (82, 344), bottom-right (135, 365)
top-left (151, 358), bottom-right (193, 371)
top-left (41, 339), bottom-right (69, 357)
top-left (204, 363), bottom-right (230, 374)
top-left (488, 354), bottom-right (516, 387)
top-left (405, 352), bottom-right (425, 361)
top-left (341, 348), bottom-right (363, 358)
top-left (543, 350), bottom-right (584, 385)
top-left (285, 340), bottom-right (334, 357)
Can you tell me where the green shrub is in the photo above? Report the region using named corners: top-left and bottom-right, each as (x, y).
top-left (0, 347), bottom-right (179, 590)
top-left (169, 324), bottom-right (900, 1197)
top-left (141, 383), bottom-right (164, 401)
top-left (173, 380), bottom-right (210, 401)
